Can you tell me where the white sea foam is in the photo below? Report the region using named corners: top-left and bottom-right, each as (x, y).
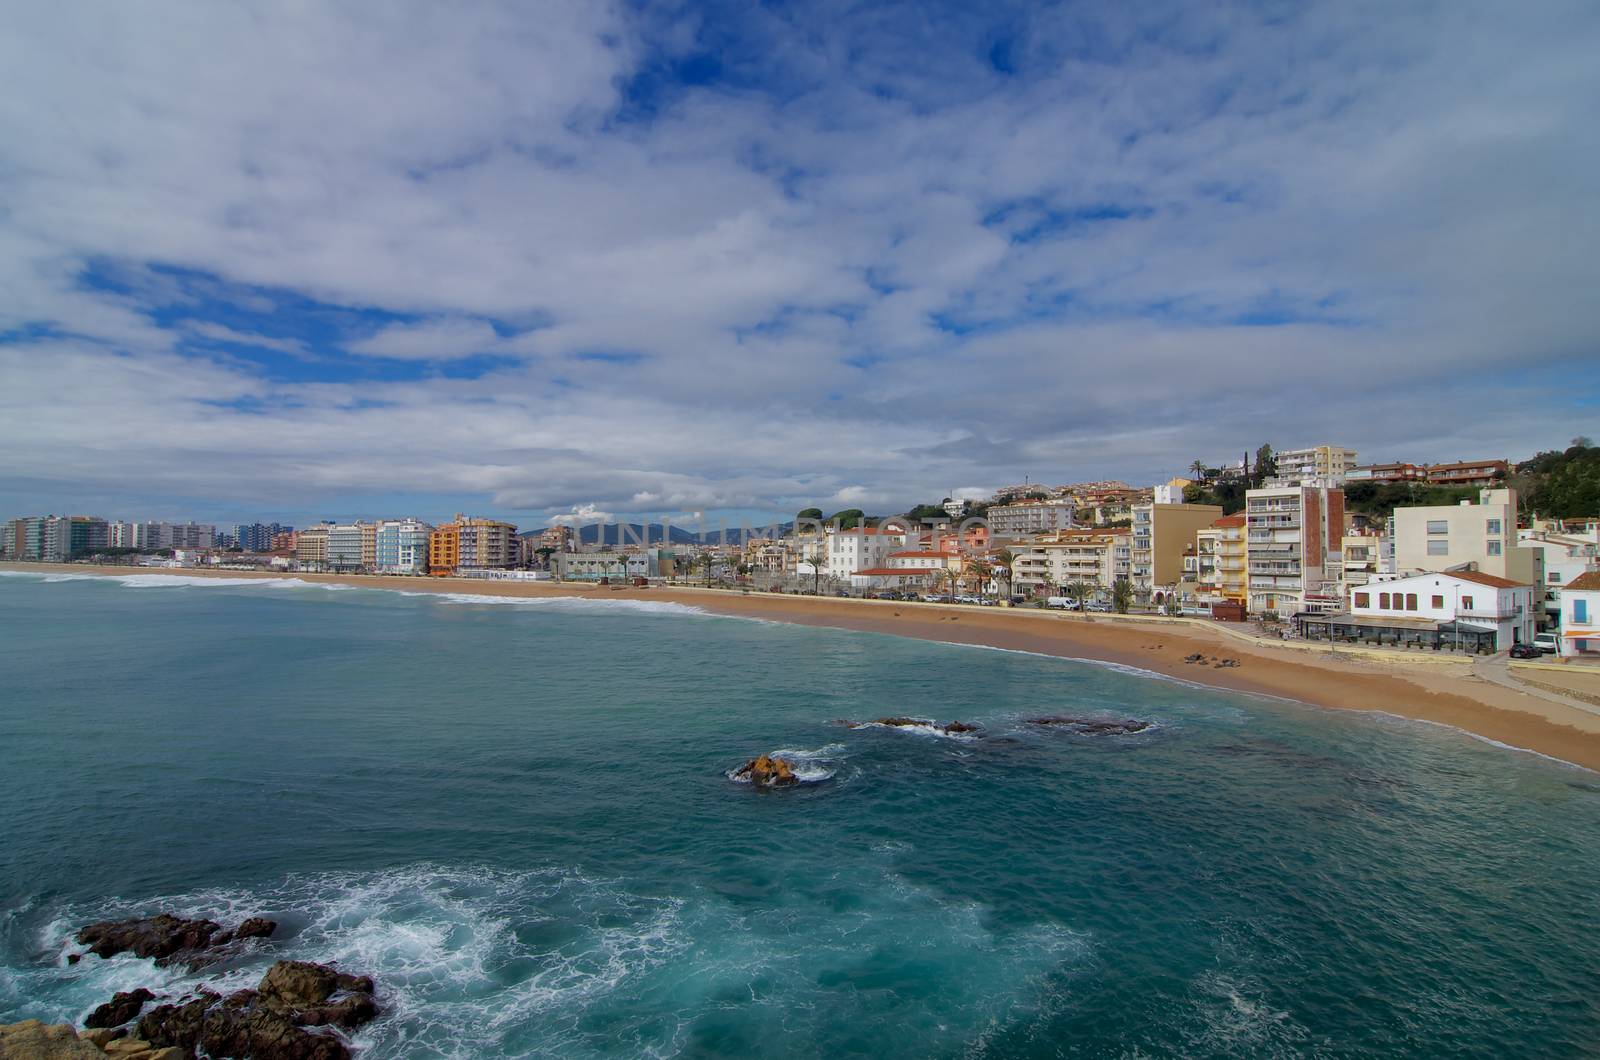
top-left (726, 743), bottom-right (843, 783)
top-left (848, 718), bottom-right (981, 740)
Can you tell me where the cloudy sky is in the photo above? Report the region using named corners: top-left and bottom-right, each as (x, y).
top-left (2, 1), bottom-right (1596, 529)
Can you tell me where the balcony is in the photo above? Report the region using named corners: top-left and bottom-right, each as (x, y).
top-left (1458, 608), bottom-right (1518, 621)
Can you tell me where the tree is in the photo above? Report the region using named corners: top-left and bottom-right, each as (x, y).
top-left (1189, 459), bottom-right (1209, 481)
top-left (809, 550), bottom-right (827, 594)
top-left (827, 508), bottom-right (866, 529)
top-left (1111, 578), bottom-right (1134, 614)
top-left (535, 546), bottom-right (557, 570)
top-left (797, 507), bottom-right (824, 522)
top-left (993, 548), bottom-right (1014, 599)
top-left (942, 566), bottom-right (962, 600)
top-left (1253, 444), bottom-right (1277, 488)
top-left (1065, 580), bottom-right (1093, 611)
top-left (968, 558), bottom-right (994, 601)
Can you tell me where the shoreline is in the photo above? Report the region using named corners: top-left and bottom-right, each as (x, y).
top-left (7, 561), bottom-right (1600, 771)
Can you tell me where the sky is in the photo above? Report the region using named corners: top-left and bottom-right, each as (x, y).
top-left (1, 0), bottom-right (1597, 530)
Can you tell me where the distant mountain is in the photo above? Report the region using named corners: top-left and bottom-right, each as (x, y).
top-left (519, 521), bottom-right (795, 547)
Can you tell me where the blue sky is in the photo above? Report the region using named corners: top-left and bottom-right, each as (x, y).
top-left (1, 0), bottom-right (1597, 530)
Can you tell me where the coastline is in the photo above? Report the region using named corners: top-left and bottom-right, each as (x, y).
top-left (7, 561), bottom-right (1600, 771)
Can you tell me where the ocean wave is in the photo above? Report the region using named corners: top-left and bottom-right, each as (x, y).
top-left (848, 719), bottom-right (981, 741)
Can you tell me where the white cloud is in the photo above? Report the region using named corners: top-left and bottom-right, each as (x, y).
top-left (547, 503), bottom-right (615, 526)
top-left (0, 2), bottom-right (1596, 523)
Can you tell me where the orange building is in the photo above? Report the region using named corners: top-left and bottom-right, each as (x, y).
top-left (428, 514), bottom-right (518, 575)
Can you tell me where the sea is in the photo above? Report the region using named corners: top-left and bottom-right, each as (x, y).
top-left (2, 570), bottom-right (1598, 1058)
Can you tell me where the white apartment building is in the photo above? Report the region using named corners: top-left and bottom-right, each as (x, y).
top-left (1516, 530), bottom-right (1599, 627)
top-left (375, 519), bottom-right (434, 574)
top-left (326, 522), bottom-right (377, 571)
top-left (1390, 488), bottom-right (1540, 585)
top-left (1350, 571), bottom-right (1537, 651)
top-left (1269, 445), bottom-right (1359, 487)
top-left (1245, 485), bottom-right (1344, 617)
top-left (1009, 529), bottom-right (1131, 597)
top-left (986, 499), bottom-right (1076, 538)
top-left (825, 525), bottom-right (909, 581)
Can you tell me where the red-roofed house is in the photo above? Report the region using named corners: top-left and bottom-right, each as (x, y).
top-left (1345, 570), bottom-right (1537, 650)
top-left (1558, 570), bottom-right (1600, 657)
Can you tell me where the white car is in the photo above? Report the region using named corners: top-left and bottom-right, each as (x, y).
top-left (1533, 632), bottom-right (1559, 654)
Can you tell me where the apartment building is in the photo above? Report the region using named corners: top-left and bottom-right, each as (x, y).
top-left (294, 524), bottom-right (331, 568)
top-left (1390, 488), bottom-right (1539, 584)
top-left (375, 519), bottom-right (434, 574)
top-left (1426, 460), bottom-right (1508, 487)
top-left (428, 515), bottom-right (518, 575)
top-left (1130, 502), bottom-right (1223, 602)
top-left (325, 522), bottom-right (378, 571)
top-left (1194, 515), bottom-right (1246, 605)
top-left (1516, 530), bottom-right (1599, 627)
top-left (1346, 462), bottom-right (1427, 485)
top-left (1337, 531), bottom-right (1384, 589)
top-left (9, 515), bottom-right (111, 561)
top-left (824, 525), bottom-right (909, 581)
top-left (1245, 485), bottom-right (1344, 617)
top-left (1271, 445), bottom-right (1359, 487)
top-left (986, 498), bottom-right (1076, 537)
top-left (235, 523), bottom-right (293, 552)
top-left (1010, 528), bottom-right (1132, 597)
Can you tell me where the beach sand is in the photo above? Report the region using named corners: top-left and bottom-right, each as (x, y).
top-left (8, 562), bottom-right (1600, 771)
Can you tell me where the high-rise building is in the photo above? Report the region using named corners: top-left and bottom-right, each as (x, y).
top-left (1245, 485), bottom-right (1345, 616)
top-left (375, 519), bottom-right (433, 574)
top-left (294, 524), bottom-right (331, 568)
top-left (1195, 515), bottom-right (1247, 605)
top-left (235, 523), bottom-right (293, 552)
top-left (986, 498), bottom-right (1077, 537)
top-left (428, 515), bottom-right (518, 575)
top-left (326, 522), bottom-right (378, 571)
top-left (1269, 446), bottom-right (1359, 487)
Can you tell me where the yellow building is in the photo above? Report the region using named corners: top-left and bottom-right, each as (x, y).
top-left (293, 524), bottom-right (330, 568)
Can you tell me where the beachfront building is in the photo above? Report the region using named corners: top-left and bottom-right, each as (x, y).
top-left (325, 522), bottom-right (377, 572)
top-left (14, 515), bottom-right (112, 562)
top-left (1245, 485), bottom-right (1345, 617)
top-left (1268, 445), bottom-right (1359, 488)
top-left (1009, 528), bottom-right (1130, 597)
top-left (1557, 571), bottom-right (1600, 657)
top-left (1195, 515), bottom-right (1247, 606)
top-left (1319, 570), bottom-right (1538, 651)
top-left (824, 525), bottom-right (909, 581)
top-left (1389, 488), bottom-right (1540, 584)
top-left (986, 498), bottom-right (1076, 538)
top-left (375, 519), bottom-right (434, 574)
top-left (1336, 531), bottom-right (1385, 593)
top-left (550, 550), bottom-right (662, 581)
top-left (294, 524), bottom-right (331, 569)
top-left (428, 515), bottom-right (519, 576)
top-left (1129, 502), bottom-right (1223, 604)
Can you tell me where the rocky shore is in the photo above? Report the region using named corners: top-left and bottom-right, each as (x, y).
top-left (0, 915), bottom-right (378, 1060)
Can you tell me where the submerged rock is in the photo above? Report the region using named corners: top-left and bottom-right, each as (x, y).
top-left (837, 717), bottom-right (981, 736)
top-left (733, 754), bottom-right (798, 787)
top-left (1026, 716), bottom-right (1152, 736)
top-left (74, 914), bottom-right (276, 969)
top-left (134, 959), bottom-right (377, 1060)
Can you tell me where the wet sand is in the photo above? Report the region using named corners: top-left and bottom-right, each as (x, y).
top-left (8, 562), bottom-right (1600, 771)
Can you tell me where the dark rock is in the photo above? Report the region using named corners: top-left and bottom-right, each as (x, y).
top-left (84, 988), bottom-right (155, 1029)
top-left (76, 914), bottom-right (221, 963)
top-left (940, 721), bottom-right (979, 735)
top-left (136, 961), bottom-right (376, 1060)
top-left (234, 918), bottom-right (277, 941)
top-left (66, 953), bottom-right (81, 965)
top-left (732, 754), bottom-right (798, 787)
top-left (1026, 716), bottom-right (1153, 736)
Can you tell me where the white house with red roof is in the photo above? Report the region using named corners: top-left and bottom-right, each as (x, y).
top-left (1349, 569), bottom-right (1537, 650)
top-left (1558, 570), bottom-right (1600, 657)
top-left (824, 524), bottom-right (910, 582)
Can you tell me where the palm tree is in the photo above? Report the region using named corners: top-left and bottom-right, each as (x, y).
top-left (969, 558), bottom-right (994, 602)
top-left (1111, 578), bottom-right (1134, 614)
top-left (993, 548), bottom-right (1014, 601)
top-left (1189, 459), bottom-right (1208, 481)
top-left (942, 566), bottom-right (962, 601)
top-left (810, 549), bottom-right (827, 594)
top-left (1065, 580), bottom-right (1092, 611)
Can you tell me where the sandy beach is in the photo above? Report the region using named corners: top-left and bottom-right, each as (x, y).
top-left (8, 561), bottom-right (1600, 771)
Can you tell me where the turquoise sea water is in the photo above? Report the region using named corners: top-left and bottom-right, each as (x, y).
top-left (2, 571), bottom-right (1599, 1058)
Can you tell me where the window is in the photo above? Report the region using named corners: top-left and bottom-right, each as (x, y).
top-left (1427, 520), bottom-right (1449, 535)
top-left (1549, 572), bottom-right (1562, 584)
top-left (1431, 595), bottom-right (1444, 608)
top-left (1462, 596), bottom-right (1474, 611)
top-left (1379, 592), bottom-right (1390, 609)
top-left (1406, 593), bottom-right (1418, 611)
top-left (1487, 540), bottom-right (1502, 556)
top-left (1578, 600), bottom-right (1590, 623)
top-left (1486, 519), bottom-right (1501, 535)
top-left (1355, 592), bottom-right (1370, 608)
top-left (1427, 540), bottom-right (1449, 556)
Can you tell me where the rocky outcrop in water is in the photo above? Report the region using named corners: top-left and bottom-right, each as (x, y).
top-left (73, 914), bottom-right (277, 969)
top-left (84, 989), bottom-right (156, 1029)
top-left (129, 960), bottom-right (377, 1060)
top-left (733, 754), bottom-right (798, 787)
top-left (837, 717), bottom-right (981, 736)
top-left (1026, 716), bottom-right (1152, 736)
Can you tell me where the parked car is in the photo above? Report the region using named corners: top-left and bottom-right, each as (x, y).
top-left (1086, 602), bottom-right (1112, 613)
top-left (1510, 643), bottom-right (1542, 659)
top-left (1533, 632), bottom-right (1560, 654)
